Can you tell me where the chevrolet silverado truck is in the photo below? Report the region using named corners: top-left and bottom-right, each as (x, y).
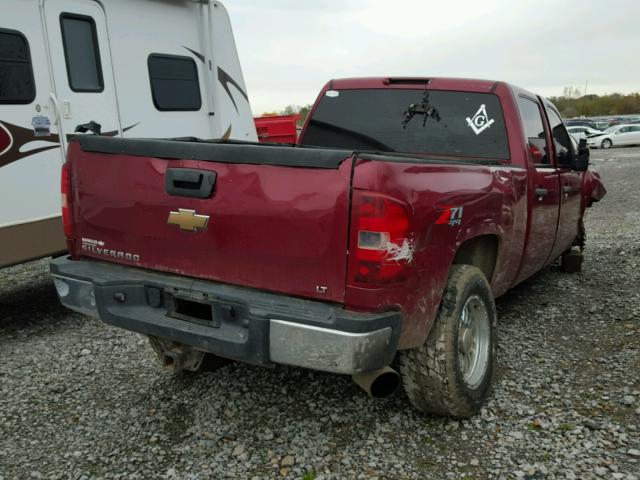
top-left (51, 77), bottom-right (606, 418)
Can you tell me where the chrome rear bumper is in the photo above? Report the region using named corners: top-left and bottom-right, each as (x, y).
top-left (269, 319), bottom-right (393, 373)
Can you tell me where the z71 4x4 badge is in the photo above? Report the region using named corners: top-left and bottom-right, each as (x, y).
top-left (435, 206), bottom-right (464, 227)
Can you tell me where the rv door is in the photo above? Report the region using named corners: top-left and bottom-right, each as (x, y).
top-left (43, 0), bottom-right (120, 152)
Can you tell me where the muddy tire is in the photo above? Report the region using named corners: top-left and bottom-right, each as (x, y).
top-left (399, 265), bottom-right (496, 418)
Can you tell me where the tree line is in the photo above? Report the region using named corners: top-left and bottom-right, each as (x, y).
top-left (259, 105), bottom-right (313, 124)
top-left (549, 92), bottom-right (640, 118)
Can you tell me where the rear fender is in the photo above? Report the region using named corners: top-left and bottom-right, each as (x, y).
top-left (398, 194), bottom-right (504, 349)
top-left (347, 160), bottom-right (520, 350)
top-left (396, 226), bottom-right (502, 350)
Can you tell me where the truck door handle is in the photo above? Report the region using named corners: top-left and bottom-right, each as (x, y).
top-left (535, 187), bottom-right (548, 198)
top-left (563, 185), bottom-right (575, 194)
top-left (165, 168), bottom-right (216, 199)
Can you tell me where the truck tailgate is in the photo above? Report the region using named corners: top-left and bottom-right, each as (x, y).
top-left (67, 138), bottom-right (354, 303)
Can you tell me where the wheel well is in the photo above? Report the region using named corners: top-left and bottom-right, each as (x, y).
top-left (452, 235), bottom-right (499, 282)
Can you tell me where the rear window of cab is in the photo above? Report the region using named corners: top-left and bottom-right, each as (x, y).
top-left (301, 89), bottom-right (509, 160)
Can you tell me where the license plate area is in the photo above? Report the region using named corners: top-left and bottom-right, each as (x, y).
top-left (164, 289), bottom-right (248, 330)
top-left (171, 296), bottom-right (214, 326)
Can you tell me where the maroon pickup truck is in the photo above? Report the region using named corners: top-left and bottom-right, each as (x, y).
top-left (51, 77), bottom-right (605, 417)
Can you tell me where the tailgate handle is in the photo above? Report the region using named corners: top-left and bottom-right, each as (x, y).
top-left (165, 168), bottom-right (216, 199)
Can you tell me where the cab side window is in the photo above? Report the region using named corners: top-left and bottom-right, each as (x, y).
top-left (517, 96), bottom-right (549, 165)
top-left (544, 106), bottom-right (573, 166)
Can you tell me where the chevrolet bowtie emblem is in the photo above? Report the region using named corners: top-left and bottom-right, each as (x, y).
top-left (167, 208), bottom-right (210, 232)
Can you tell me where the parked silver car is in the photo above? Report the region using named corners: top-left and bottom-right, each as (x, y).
top-left (587, 125), bottom-right (640, 149)
top-left (567, 126), bottom-right (602, 142)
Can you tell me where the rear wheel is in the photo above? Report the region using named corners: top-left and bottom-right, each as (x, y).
top-left (601, 138), bottom-right (612, 149)
top-left (399, 265), bottom-right (496, 418)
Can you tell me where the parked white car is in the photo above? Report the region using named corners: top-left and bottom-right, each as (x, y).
top-left (587, 125), bottom-right (640, 149)
top-left (567, 126), bottom-right (602, 142)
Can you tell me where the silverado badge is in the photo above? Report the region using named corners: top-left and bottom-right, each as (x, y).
top-left (167, 208), bottom-right (210, 232)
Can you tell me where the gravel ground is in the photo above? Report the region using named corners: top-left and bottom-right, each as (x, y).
top-left (1, 148), bottom-right (639, 480)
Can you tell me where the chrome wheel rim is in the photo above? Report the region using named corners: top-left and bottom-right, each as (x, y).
top-left (457, 294), bottom-right (491, 389)
top-left (603, 140), bottom-right (611, 149)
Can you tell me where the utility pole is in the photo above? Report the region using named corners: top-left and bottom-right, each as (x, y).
top-left (584, 80), bottom-right (588, 97)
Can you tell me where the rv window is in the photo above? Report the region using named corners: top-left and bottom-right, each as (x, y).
top-left (60, 14), bottom-right (104, 92)
top-left (0, 29), bottom-right (36, 104)
top-left (148, 54), bottom-right (202, 111)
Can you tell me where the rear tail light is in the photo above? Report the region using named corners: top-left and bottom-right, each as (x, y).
top-left (61, 162), bottom-right (75, 246)
top-left (348, 191), bottom-right (412, 284)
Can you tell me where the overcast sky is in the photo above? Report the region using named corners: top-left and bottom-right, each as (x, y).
top-left (226, 0), bottom-right (639, 114)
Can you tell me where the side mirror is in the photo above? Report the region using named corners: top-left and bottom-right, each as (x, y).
top-left (572, 138), bottom-right (589, 171)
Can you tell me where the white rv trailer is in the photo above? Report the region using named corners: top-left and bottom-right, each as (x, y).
top-left (0, 0), bottom-right (257, 267)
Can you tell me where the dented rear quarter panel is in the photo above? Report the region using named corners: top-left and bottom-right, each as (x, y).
top-left (347, 159), bottom-right (528, 349)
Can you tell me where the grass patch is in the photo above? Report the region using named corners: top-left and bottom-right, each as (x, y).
top-left (557, 423), bottom-right (573, 432)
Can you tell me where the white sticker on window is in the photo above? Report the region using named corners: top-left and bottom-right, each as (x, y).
top-left (466, 104), bottom-right (495, 135)
top-left (325, 90), bottom-right (340, 98)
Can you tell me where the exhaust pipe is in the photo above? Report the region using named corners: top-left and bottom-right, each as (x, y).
top-left (352, 366), bottom-right (401, 399)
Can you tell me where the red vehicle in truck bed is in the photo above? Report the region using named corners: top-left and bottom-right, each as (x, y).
top-left (51, 77), bottom-right (605, 417)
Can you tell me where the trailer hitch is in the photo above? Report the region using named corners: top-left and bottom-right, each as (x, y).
top-left (148, 336), bottom-right (206, 372)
